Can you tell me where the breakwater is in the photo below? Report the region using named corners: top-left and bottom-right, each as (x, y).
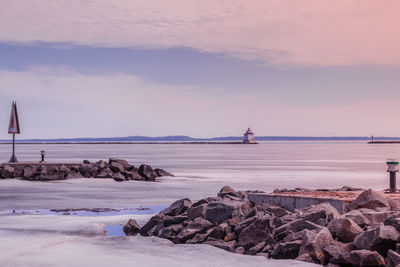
top-left (0, 158), bottom-right (173, 182)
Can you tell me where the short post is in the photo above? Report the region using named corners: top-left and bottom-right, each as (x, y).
top-left (386, 159), bottom-right (399, 193)
top-left (40, 150), bottom-right (46, 163)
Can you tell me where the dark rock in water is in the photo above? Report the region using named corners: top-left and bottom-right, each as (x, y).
top-left (353, 224), bottom-right (400, 256)
top-left (350, 189), bottom-right (391, 210)
top-left (387, 249), bottom-right (400, 267)
top-left (110, 162), bottom-right (125, 173)
top-left (154, 168), bottom-right (174, 177)
top-left (83, 160), bottom-right (90, 164)
top-left (163, 215), bottom-right (187, 227)
top-left (138, 164), bottom-right (157, 181)
top-left (327, 217), bottom-right (363, 243)
top-left (1, 165), bottom-right (15, 178)
top-left (322, 240), bottom-right (352, 265)
top-left (96, 168), bottom-right (113, 178)
top-left (109, 158), bottom-right (130, 168)
top-left (124, 170), bottom-right (143, 180)
top-left (79, 164), bottom-right (92, 178)
top-left (159, 224), bottom-right (184, 240)
top-left (95, 160), bottom-right (108, 170)
top-left (123, 218), bottom-right (140, 235)
top-left (161, 198), bottom-right (192, 217)
top-left (238, 217), bottom-right (272, 250)
top-left (298, 227), bottom-right (333, 264)
top-left (139, 214), bottom-right (165, 236)
top-left (271, 240), bottom-right (302, 259)
top-left (218, 186), bottom-right (240, 198)
top-left (113, 172), bottom-right (125, 182)
top-left (204, 238), bottom-right (237, 253)
top-left (350, 249), bottom-right (386, 267)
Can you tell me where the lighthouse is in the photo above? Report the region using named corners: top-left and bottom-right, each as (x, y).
top-left (243, 128), bottom-right (255, 144)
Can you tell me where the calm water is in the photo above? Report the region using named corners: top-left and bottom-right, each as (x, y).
top-left (1, 141), bottom-right (400, 191)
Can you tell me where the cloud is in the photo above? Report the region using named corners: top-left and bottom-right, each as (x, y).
top-left (0, 0), bottom-right (399, 66)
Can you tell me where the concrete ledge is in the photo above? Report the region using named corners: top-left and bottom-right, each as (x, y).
top-left (248, 193), bottom-right (353, 214)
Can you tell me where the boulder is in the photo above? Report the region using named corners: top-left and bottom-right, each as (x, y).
top-left (154, 168), bottom-right (174, 177)
top-left (299, 203), bottom-right (340, 223)
top-left (247, 241), bottom-right (266, 255)
top-left (267, 206), bottom-right (290, 217)
top-left (350, 249), bottom-right (386, 266)
top-left (385, 213), bottom-right (400, 232)
top-left (1, 165), bottom-right (15, 178)
top-left (204, 238), bottom-right (237, 253)
top-left (79, 164), bottom-right (92, 178)
top-left (59, 164), bottom-right (71, 173)
top-left (96, 168), bottom-right (113, 178)
top-left (235, 246), bottom-right (245, 254)
top-left (159, 224), bottom-right (184, 240)
top-left (162, 198), bottom-right (192, 216)
top-left (237, 217), bottom-right (272, 250)
top-left (109, 162), bottom-right (124, 173)
top-left (23, 166), bottom-right (38, 179)
top-left (138, 164), bottom-right (157, 181)
top-left (112, 172), bottom-right (125, 182)
top-left (124, 170), bottom-right (143, 180)
top-left (387, 249), bottom-right (400, 267)
top-left (139, 214), bottom-right (165, 236)
top-left (298, 227), bottom-right (333, 264)
top-left (350, 189), bottom-right (391, 210)
top-left (271, 240), bottom-right (302, 259)
top-left (322, 240), bottom-right (352, 265)
top-left (187, 204), bottom-right (206, 220)
top-left (207, 223), bottom-right (228, 240)
top-left (360, 209), bottom-right (394, 224)
top-left (123, 218), bottom-right (140, 235)
top-left (95, 160), bottom-right (108, 170)
top-left (295, 253), bottom-right (313, 263)
top-left (274, 219), bottom-right (322, 241)
top-left (342, 209), bottom-right (371, 227)
top-left (218, 186), bottom-right (240, 198)
top-left (204, 201), bottom-right (237, 225)
top-left (175, 218), bottom-right (213, 243)
top-left (353, 225), bottom-right (400, 256)
top-left (109, 158), bottom-right (130, 168)
top-left (327, 217), bottom-right (363, 242)
top-left (163, 215), bottom-right (187, 227)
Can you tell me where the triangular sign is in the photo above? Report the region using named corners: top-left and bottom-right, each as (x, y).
top-left (8, 101), bottom-right (20, 134)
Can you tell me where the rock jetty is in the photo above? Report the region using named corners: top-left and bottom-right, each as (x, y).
top-left (0, 158), bottom-right (173, 182)
top-left (124, 186), bottom-right (400, 266)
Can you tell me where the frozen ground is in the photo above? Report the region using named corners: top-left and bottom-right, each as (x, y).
top-left (0, 178), bottom-right (315, 267)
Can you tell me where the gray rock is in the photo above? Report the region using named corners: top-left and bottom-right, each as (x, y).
top-left (237, 217), bottom-right (272, 250)
top-left (95, 160), bottom-right (108, 170)
top-left (385, 213), bottom-right (400, 232)
top-left (218, 186), bottom-right (240, 198)
top-left (123, 218), bottom-right (140, 235)
top-left (322, 240), bottom-right (352, 265)
top-left (96, 168), bottom-right (113, 178)
top-left (353, 224), bottom-right (400, 256)
top-left (109, 158), bottom-right (130, 168)
top-left (154, 168), bottom-right (174, 177)
top-left (176, 217), bottom-right (213, 243)
top-left (295, 253), bottom-right (313, 263)
top-left (110, 162), bottom-right (124, 173)
top-left (387, 249), bottom-right (400, 267)
top-left (267, 206), bottom-right (290, 217)
top-left (23, 166), bottom-right (37, 179)
top-left (59, 164), bottom-right (71, 173)
top-left (204, 238), bottom-right (237, 252)
top-left (161, 198), bottom-right (192, 216)
top-left (159, 224), bottom-right (184, 240)
top-left (139, 214), bottom-right (165, 236)
top-left (235, 246), bottom-right (245, 254)
top-left (299, 202), bottom-right (340, 223)
top-left (271, 240), bottom-right (302, 259)
top-left (1, 165), bottom-right (15, 178)
top-left (138, 164), bottom-right (157, 181)
top-left (360, 209), bottom-right (395, 224)
top-left (298, 227), bottom-right (333, 264)
top-left (327, 217), bottom-right (363, 242)
top-left (187, 204), bottom-right (206, 220)
top-left (350, 189), bottom-right (391, 210)
top-left (79, 164), bottom-right (91, 178)
top-left (275, 219), bottom-right (322, 241)
top-left (124, 170), bottom-right (143, 180)
top-left (342, 209), bottom-right (371, 227)
top-left (112, 172), bottom-right (125, 182)
top-left (163, 215), bottom-right (187, 227)
top-left (350, 249), bottom-right (386, 266)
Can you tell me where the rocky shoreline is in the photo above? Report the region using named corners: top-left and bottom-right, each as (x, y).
top-left (124, 186), bottom-right (400, 267)
top-left (0, 158), bottom-right (173, 182)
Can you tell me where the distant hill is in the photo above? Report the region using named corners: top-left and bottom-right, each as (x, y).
top-left (0, 135), bottom-right (397, 142)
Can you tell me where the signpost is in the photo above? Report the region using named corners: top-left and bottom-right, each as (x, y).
top-left (8, 101), bottom-right (20, 163)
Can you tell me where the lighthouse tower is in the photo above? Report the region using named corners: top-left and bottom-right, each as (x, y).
top-left (243, 128), bottom-right (255, 143)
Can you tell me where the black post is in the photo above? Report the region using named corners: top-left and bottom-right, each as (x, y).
top-left (390, 171), bottom-right (397, 193)
top-left (9, 133), bottom-right (18, 163)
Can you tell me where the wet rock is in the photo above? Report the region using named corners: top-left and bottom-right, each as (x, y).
top-left (271, 240), bottom-right (302, 259)
top-left (322, 240), bottom-right (352, 265)
top-left (387, 249), bottom-right (400, 267)
top-left (79, 164), bottom-right (92, 178)
top-left (204, 238), bottom-right (237, 252)
top-left (124, 170), bottom-right (142, 180)
top-left (139, 214), bottom-right (165, 236)
top-left (353, 224), bottom-right (400, 256)
top-left (298, 227), bottom-right (333, 264)
top-left (154, 168), bottom-right (174, 177)
top-left (1, 165), bottom-right (15, 178)
top-left (161, 198), bottom-right (192, 216)
top-left (237, 217), bottom-right (272, 250)
top-left (138, 164), bottom-right (157, 181)
top-left (350, 189), bottom-right (391, 210)
top-left (350, 249), bottom-right (386, 266)
top-left (327, 217), bottom-right (363, 242)
top-left (123, 218), bottom-right (140, 235)
top-left (110, 162), bottom-right (125, 173)
top-left (112, 172), bottom-right (125, 182)
top-left (83, 160), bottom-right (90, 164)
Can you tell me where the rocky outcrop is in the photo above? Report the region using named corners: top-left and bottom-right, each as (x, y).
top-left (124, 187), bottom-right (400, 267)
top-left (0, 159), bottom-right (174, 182)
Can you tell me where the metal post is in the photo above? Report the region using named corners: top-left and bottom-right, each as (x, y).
top-left (390, 172), bottom-right (397, 193)
top-left (9, 133), bottom-right (18, 163)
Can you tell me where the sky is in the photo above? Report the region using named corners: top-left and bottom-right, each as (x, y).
top-left (0, 0), bottom-right (400, 139)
